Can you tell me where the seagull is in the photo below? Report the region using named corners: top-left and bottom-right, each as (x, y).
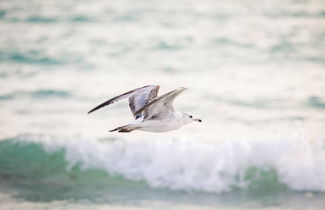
top-left (88, 85), bottom-right (202, 132)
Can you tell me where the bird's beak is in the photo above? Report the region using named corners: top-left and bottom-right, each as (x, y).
top-left (194, 118), bottom-right (202, 122)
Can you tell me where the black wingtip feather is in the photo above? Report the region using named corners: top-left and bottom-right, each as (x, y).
top-left (87, 108), bottom-right (97, 114)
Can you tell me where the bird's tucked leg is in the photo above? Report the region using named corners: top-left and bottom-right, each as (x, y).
top-left (109, 125), bottom-right (139, 133)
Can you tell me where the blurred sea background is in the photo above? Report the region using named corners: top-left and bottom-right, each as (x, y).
top-left (1, 0), bottom-right (325, 209)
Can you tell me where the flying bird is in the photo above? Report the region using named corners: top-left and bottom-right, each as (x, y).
top-left (88, 85), bottom-right (202, 133)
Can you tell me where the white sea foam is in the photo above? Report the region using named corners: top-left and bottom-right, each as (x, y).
top-left (18, 134), bottom-right (325, 193)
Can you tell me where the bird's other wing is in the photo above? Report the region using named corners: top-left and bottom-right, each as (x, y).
top-left (87, 85), bottom-right (159, 117)
top-left (128, 85), bottom-right (159, 119)
top-left (134, 87), bottom-right (187, 120)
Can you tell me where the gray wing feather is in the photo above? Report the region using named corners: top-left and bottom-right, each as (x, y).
top-left (134, 87), bottom-right (187, 119)
top-left (128, 86), bottom-right (159, 118)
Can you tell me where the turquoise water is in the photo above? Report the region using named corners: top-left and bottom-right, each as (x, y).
top-left (1, 0), bottom-right (325, 209)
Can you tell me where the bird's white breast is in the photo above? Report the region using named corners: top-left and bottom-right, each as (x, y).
top-left (135, 112), bottom-right (184, 132)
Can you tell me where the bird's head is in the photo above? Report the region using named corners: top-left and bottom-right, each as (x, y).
top-left (182, 113), bottom-right (202, 124)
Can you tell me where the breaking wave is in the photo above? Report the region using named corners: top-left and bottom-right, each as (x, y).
top-left (1, 134), bottom-right (324, 194)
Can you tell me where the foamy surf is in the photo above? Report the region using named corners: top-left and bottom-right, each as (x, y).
top-left (1, 134), bottom-right (324, 194)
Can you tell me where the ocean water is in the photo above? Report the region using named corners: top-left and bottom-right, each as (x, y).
top-left (1, 0), bottom-right (325, 209)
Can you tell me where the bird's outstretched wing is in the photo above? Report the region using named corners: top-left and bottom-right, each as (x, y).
top-left (88, 85), bottom-right (160, 119)
top-left (134, 87), bottom-right (187, 119)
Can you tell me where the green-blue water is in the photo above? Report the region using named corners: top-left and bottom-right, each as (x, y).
top-left (1, 0), bottom-right (325, 209)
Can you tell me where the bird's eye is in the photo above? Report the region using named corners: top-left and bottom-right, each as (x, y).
top-left (190, 115), bottom-right (193, 118)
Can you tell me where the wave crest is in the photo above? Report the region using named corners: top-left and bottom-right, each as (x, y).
top-left (1, 134), bottom-right (325, 193)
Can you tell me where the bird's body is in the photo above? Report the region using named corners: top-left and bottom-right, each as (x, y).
top-left (125, 111), bottom-right (184, 132)
top-left (88, 85), bottom-right (201, 133)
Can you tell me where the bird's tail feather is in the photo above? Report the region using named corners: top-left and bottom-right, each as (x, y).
top-left (109, 125), bottom-right (139, 133)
